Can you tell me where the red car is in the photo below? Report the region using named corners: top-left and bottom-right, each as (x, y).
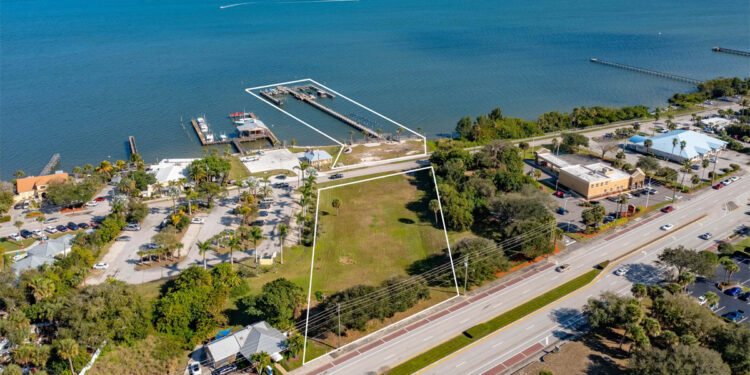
top-left (661, 206), bottom-right (674, 213)
top-left (94, 196), bottom-right (107, 202)
top-left (713, 183), bottom-right (724, 190)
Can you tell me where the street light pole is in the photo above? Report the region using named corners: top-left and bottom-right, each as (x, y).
top-left (337, 303), bottom-right (341, 348)
top-left (645, 176), bottom-right (651, 208)
top-left (463, 256), bottom-right (469, 295)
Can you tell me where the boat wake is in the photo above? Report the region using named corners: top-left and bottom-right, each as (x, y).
top-left (220, 0), bottom-right (357, 9)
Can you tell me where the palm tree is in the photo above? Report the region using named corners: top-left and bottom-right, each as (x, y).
top-left (172, 242), bottom-right (184, 259)
top-left (644, 139), bottom-right (653, 154)
top-left (227, 236), bottom-right (241, 266)
top-left (671, 137), bottom-right (678, 159)
top-left (691, 174), bottom-right (700, 187)
top-left (278, 224), bottom-right (288, 264)
top-left (13, 344), bottom-right (35, 369)
top-left (250, 352), bottom-right (272, 374)
top-left (236, 205), bottom-right (252, 225)
top-left (703, 291), bottom-right (719, 309)
top-left (532, 169), bottom-right (542, 181)
top-left (13, 221), bottom-right (23, 240)
top-left (115, 159), bottom-right (127, 171)
top-left (331, 198), bottom-right (341, 216)
top-left (83, 163), bottom-right (94, 175)
top-left (28, 277), bottom-right (55, 302)
top-left (287, 333), bottom-right (304, 358)
top-left (71, 166), bottom-right (82, 178)
top-left (519, 142), bottom-right (529, 159)
top-left (396, 127), bottom-right (403, 141)
top-left (55, 338), bottom-right (78, 375)
top-left (701, 158), bottom-right (710, 180)
top-left (14, 170), bottom-right (25, 179)
top-left (95, 160), bottom-right (113, 178)
top-left (250, 226), bottom-right (265, 250)
top-left (677, 272), bottom-right (695, 293)
top-left (631, 283), bottom-right (647, 300)
top-left (262, 176), bottom-right (271, 188)
top-left (428, 199), bottom-right (440, 224)
top-left (35, 215), bottom-right (46, 238)
top-left (617, 194), bottom-right (628, 219)
top-left (185, 190), bottom-right (198, 215)
top-left (720, 257), bottom-right (739, 282)
top-left (296, 213), bottom-right (306, 244)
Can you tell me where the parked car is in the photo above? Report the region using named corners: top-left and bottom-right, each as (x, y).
top-left (723, 310), bottom-right (745, 323)
top-left (190, 217), bottom-right (205, 224)
top-left (730, 176), bottom-right (740, 182)
top-left (20, 230), bottom-right (33, 239)
top-left (78, 222), bottom-right (89, 229)
top-left (714, 183), bottom-right (725, 190)
top-left (56, 225), bottom-right (68, 232)
top-left (603, 216), bottom-right (615, 223)
top-left (697, 295), bottom-right (708, 305)
top-left (660, 224), bottom-right (674, 231)
top-left (739, 292), bottom-right (750, 301)
top-left (67, 222), bottom-right (78, 230)
top-left (258, 203), bottom-right (271, 209)
top-left (699, 233), bottom-right (713, 240)
top-left (276, 174), bottom-right (287, 180)
top-left (144, 243), bottom-right (159, 249)
top-left (31, 229), bottom-right (42, 237)
top-left (661, 206), bottom-right (674, 213)
top-left (13, 253), bottom-right (27, 262)
top-left (214, 364), bottom-right (237, 375)
top-left (92, 263), bottom-right (109, 270)
top-left (45, 226), bottom-right (58, 234)
top-left (85, 201), bottom-right (98, 207)
top-left (614, 267), bottom-right (629, 276)
top-left (691, 165), bottom-right (700, 170)
top-left (124, 223), bottom-right (141, 231)
top-left (259, 211), bottom-right (269, 217)
top-left (329, 173), bottom-right (344, 180)
top-left (115, 236), bottom-right (131, 241)
top-left (7, 233), bottom-right (23, 242)
top-left (724, 287), bottom-right (743, 297)
top-left (188, 363), bottom-right (202, 375)
top-left (555, 264), bottom-right (570, 272)
top-left (556, 207), bottom-right (568, 215)
top-left (251, 220), bottom-right (265, 226)
top-left (723, 179), bottom-right (732, 186)
top-left (94, 196), bottom-right (107, 202)
top-left (43, 217), bottom-right (59, 224)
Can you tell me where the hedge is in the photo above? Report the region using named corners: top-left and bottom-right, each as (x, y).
top-left (0, 216), bottom-right (10, 223)
top-left (387, 267), bottom-right (602, 375)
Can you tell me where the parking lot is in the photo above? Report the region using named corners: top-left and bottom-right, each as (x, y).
top-left (687, 256), bottom-right (750, 325)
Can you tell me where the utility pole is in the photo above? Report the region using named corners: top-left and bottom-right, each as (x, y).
top-left (463, 255), bottom-right (469, 295)
top-left (337, 303), bottom-right (341, 348)
top-left (711, 149), bottom-right (720, 185)
top-left (644, 176), bottom-right (651, 208)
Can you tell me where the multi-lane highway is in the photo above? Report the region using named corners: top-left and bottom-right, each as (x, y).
top-left (300, 175), bottom-right (749, 375)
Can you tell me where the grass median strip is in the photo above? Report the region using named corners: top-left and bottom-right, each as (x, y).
top-left (387, 264), bottom-right (606, 375)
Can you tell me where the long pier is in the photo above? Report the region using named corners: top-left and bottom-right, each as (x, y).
top-left (589, 58), bottom-right (702, 85)
top-left (712, 46), bottom-right (750, 57)
top-left (266, 85), bottom-right (383, 139)
top-left (40, 153), bottom-right (60, 175)
top-left (128, 136), bottom-right (138, 156)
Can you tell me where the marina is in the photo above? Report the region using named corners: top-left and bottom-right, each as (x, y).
top-left (189, 113), bottom-right (280, 154)
top-left (260, 84), bottom-right (384, 140)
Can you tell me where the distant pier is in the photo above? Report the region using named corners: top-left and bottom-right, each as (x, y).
top-left (40, 154), bottom-right (60, 175)
top-left (128, 136), bottom-right (138, 156)
top-left (589, 58), bottom-right (702, 85)
top-left (712, 46), bottom-right (750, 57)
top-left (261, 85), bottom-right (383, 139)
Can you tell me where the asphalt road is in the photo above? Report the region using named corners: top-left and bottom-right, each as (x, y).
top-left (297, 174), bottom-right (750, 375)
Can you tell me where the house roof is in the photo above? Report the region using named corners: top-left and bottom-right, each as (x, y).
top-left (238, 321), bottom-right (287, 358)
top-left (237, 119), bottom-right (268, 132)
top-left (303, 150), bottom-right (332, 162)
top-left (206, 321), bottom-right (287, 363)
top-left (28, 235), bottom-right (74, 258)
top-left (628, 130), bottom-right (727, 159)
top-left (11, 254), bottom-right (55, 274)
top-left (148, 159), bottom-right (196, 184)
top-left (561, 162), bottom-right (631, 183)
top-left (15, 173), bottom-right (69, 193)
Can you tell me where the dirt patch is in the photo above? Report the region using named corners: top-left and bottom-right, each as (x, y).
top-left (338, 256), bottom-right (356, 265)
top-left (518, 331), bottom-right (628, 375)
top-left (135, 255), bottom-right (187, 271)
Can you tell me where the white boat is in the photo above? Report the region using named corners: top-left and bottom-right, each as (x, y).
top-left (219, 133), bottom-right (227, 141)
top-left (197, 117), bottom-right (206, 124)
top-left (205, 133), bottom-right (215, 142)
top-left (200, 124), bottom-right (208, 132)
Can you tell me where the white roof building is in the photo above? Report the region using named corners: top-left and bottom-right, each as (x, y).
top-left (559, 163), bottom-right (631, 183)
top-left (11, 235), bottom-right (75, 274)
top-left (148, 159), bottom-right (196, 184)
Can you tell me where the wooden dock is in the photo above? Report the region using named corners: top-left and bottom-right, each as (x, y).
top-left (589, 58), bottom-right (702, 85)
top-left (268, 85), bottom-right (383, 139)
top-left (128, 136), bottom-right (138, 156)
top-left (190, 118), bottom-right (279, 152)
top-left (40, 153), bottom-right (60, 175)
top-left (712, 46), bottom-right (750, 57)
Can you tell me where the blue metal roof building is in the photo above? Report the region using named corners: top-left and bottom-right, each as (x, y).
top-left (627, 130), bottom-right (727, 163)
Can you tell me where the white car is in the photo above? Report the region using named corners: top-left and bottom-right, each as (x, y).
top-left (124, 223), bottom-right (141, 231)
top-left (700, 232), bottom-right (713, 240)
top-left (45, 226), bottom-right (58, 234)
top-left (191, 217), bottom-right (205, 224)
top-left (188, 363), bottom-right (202, 375)
top-left (730, 176), bottom-right (740, 182)
top-left (697, 295), bottom-right (707, 305)
top-left (12, 253), bottom-right (27, 262)
top-left (92, 263), bottom-right (109, 270)
top-left (7, 233), bottom-right (22, 241)
top-left (723, 179), bottom-right (732, 186)
top-left (660, 224), bottom-right (674, 231)
top-left (85, 201), bottom-right (98, 207)
top-left (31, 229), bottom-right (42, 236)
top-left (614, 267), bottom-right (629, 276)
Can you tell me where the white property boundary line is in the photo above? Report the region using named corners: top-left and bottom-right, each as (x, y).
top-left (244, 78), bottom-right (428, 170)
top-left (301, 166), bottom-right (459, 364)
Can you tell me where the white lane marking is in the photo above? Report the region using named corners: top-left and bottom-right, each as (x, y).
top-left (384, 354), bottom-right (395, 360)
top-left (422, 335), bottom-right (434, 342)
top-left (459, 318), bottom-right (470, 324)
top-left (455, 361), bottom-right (466, 368)
top-left (491, 340), bottom-right (505, 348)
top-left (525, 324), bottom-right (535, 330)
top-left (522, 289), bottom-right (530, 294)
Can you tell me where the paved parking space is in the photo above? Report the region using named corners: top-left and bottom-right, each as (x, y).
top-left (687, 256), bottom-right (750, 325)
top-left (241, 148), bottom-right (302, 174)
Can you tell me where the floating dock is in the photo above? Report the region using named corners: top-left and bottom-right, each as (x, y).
top-left (40, 153), bottom-right (60, 175)
top-left (712, 46), bottom-right (750, 57)
top-left (128, 136), bottom-right (138, 156)
top-left (261, 85), bottom-right (383, 139)
top-left (589, 58), bottom-right (702, 85)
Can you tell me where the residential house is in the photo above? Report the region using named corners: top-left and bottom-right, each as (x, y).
top-left (14, 172), bottom-right (69, 202)
top-left (302, 149), bottom-right (333, 168)
top-left (11, 235), bottom-right (74, 275)
top-left (205, 321), bottom-right (288, 367)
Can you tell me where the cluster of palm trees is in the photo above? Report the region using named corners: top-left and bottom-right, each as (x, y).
top-left (295, 173), bottom-right (317, 245)
top-left (71, 153), bottom-right (145, 180)
top-left (136, 229), bottom-right (185, 267)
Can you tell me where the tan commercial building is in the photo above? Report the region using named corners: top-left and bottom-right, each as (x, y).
top-left (558, 163), bottom-right (644, 200)
top-left (14, 172), bottom-right (69, 202)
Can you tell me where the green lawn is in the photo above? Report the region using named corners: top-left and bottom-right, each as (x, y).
top-left (312, 170), bottom-right (449, 293)
top-left (229, 156), bottom-right (251, 181)
top-left (735, 238), bottom-right (750, 253)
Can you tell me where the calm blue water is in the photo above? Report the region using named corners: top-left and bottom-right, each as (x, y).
top-left (2, 0), bottom-right (748, 179)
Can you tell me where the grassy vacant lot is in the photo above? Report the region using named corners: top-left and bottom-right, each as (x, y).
top-left (228, 156), bottom-right (251, 181)
top-left (312, 169), bottom-right (450, 294)
top-left (89, 334), bottom-right (189, 375)
top-left (337, 140), bottom-right (424, 166)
